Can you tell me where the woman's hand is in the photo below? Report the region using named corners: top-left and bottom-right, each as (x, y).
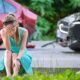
top-left (13, 58), bottom-right (20, 69)
top-left (4, 27), bottom-right (8, 33)
top-left (3, 28), bottom-right (9, 38)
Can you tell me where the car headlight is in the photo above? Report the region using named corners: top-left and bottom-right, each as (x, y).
top-left (59, 24), bottom-right (68, 34)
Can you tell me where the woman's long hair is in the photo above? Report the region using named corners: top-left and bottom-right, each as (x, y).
top-left (3, 14), bottom-right (20, 47)
top-left (14, 21), bottom-right (20, 47)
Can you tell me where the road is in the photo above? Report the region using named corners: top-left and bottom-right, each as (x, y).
top-left (0, 41), bottom-right (80, 69)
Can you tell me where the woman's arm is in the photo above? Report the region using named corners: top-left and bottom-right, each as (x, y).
top-left (0, 29), bottom-right (10, 50)
top-left (17, 29), bottom-right (28, 59)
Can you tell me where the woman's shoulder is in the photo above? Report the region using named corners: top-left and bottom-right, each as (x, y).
top-left (19, 27), bottom-right (28, 37)
top-left (19, 27), bottom-right (28, 34)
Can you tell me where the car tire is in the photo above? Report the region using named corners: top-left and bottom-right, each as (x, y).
top-left (69, 42), bottom-right (80, 52)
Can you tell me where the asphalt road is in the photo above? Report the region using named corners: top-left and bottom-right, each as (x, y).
top-left (0, 41), bottom-right (80, 68)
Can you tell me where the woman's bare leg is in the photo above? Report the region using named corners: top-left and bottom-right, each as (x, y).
top-left (12, 53), bottom-right (20, 76)
top-left (4, 50), bottom-right (12, 77)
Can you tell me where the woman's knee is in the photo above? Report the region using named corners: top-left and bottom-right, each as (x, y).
top-left (4, 50), bottom-right (12, 58)
top-left (4, 50), bottom-right (12, 66)
top-left (5, 50), bottom-right (12, 55)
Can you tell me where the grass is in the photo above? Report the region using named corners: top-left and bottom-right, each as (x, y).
top-left (0, 69), bottom-right (80, 80)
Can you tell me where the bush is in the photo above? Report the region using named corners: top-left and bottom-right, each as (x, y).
top-left (31, 16), bottom-right (56, 40)
top-left (1, 69), bottom-right (80, 80)
top-left (16, 0), bottom-right (80, 40)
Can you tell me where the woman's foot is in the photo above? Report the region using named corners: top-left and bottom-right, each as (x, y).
top-left (12, 73), bottom-right (18, 77)
top-left (7, 74), bottom-right (11, 77)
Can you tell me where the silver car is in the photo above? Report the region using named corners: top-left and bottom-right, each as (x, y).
top-left (57, 12), bottom-right (80, 52)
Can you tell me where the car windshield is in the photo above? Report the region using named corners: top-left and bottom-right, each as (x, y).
top-left (0, 0), bottom-right (16, 13)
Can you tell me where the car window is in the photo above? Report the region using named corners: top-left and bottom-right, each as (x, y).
top-left (0, 0), bottom-right (16, 13)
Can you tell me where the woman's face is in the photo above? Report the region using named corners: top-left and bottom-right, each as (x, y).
top-left (5, 24), bottom-right (16, 36)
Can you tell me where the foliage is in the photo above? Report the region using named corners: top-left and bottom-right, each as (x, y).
top-left (15, 0), bottom-right (30, 5)
top-left (29, 0), bottom-right (54, 17)
top-left (69, 0), bottom-right (80, 8)
top-left (16, 0), bottom-right (80, 40)
top-left (31, 16), bottom-right (56, 40)
top-left (1, 69), bottom-right (80, 80)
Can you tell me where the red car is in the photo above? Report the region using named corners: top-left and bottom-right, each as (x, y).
top-left (0, 0), bottom-right (37, 49)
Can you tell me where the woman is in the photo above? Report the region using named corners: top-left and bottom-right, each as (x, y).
top-left (0, 14), bottom-right (33, 76)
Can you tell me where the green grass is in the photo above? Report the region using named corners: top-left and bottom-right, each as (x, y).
top-left (1, 69), bottom-right (80, 80)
